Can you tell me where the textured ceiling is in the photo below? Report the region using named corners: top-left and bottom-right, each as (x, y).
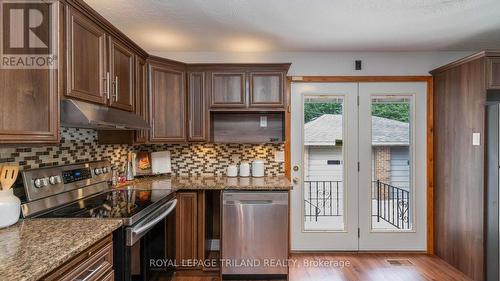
top-left (84, 0), bottom-right (500, 52)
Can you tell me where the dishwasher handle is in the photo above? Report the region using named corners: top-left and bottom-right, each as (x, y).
top-left (224, 199), bottom-right (288, 205)
top-left (226, 199), bottom-right (274, 205)
top-left (223, 191), bottom-right (289, 205)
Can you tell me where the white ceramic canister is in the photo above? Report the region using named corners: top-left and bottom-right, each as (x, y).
top-left (0, 189), bottom-right (20, 228)
top-left (239, 162), bottom-right (250, 177)
top-left (227, 164), bottom-right (238, 177)
top-left (252, 159), bottom-right (265, 177)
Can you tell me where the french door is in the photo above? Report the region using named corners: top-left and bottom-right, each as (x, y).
top-left (290, 82), bottom-right (427, 251)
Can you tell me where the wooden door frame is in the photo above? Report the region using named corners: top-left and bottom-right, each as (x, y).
top-left (284, 76), bottom-right (434, 254)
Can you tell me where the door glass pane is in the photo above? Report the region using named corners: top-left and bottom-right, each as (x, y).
top-left (303, 96), bottom-right (345, 231)
top-left (371, 96), bottom-right (412, 230)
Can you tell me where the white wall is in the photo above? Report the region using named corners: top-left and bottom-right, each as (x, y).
top-left (151, 51), bottom-right (473, 76)
top-left (306, 146), bottom-right (343, 182)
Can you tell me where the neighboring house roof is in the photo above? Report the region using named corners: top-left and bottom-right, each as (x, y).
top-left (304, 114), bottom-right (409, 146)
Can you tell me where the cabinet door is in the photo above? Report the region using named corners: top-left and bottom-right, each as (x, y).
top-left (176, 192), bottom-right (199, 267)
top-left (0, 69), bottom-right (59, 143)
top-left (109, 38), bottom-right (134, 111)
top-left (150, 63), bottom-right (186, 142)
top-left (210, 72), bottom-right (246, 108)
top-left (487, 58), bottom-right (500, 90)
top-left (249, 71), bottom-right (284, 108)
top-left (135, 57), bottom-right (148, 143)
top-left (66, 7), bottom-right (107, 105)
top-left (188, 72), bottom-right (207, 141)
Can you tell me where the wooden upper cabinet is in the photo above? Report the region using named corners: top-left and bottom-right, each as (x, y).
top-left (249, 71), bottom-right (284, 108)
top-left (149, 61), bottom-right (186, 142)
top-left (0, 69), bottom-right (59, 143)
top-left (188, 72), bottom-right (207, 141)
top-left (135, 56), bottom-right (148, 143)
top-left (65, 6), bottom-right (107, 105)
top-left (487, 58), bottom-right (500, 90)
top-left (210, 72), bottom-right (246, 108)
top-left (109, 38), bottom-right (134, 111)
top-left (206, 65), bottom-right (289, 110)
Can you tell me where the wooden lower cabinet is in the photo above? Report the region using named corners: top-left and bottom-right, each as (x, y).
top-left (172, 191), bottom-right (221, 273)
top-left (42, 235), bottom-right (114, 281)
top-left (175, 192), bottom-right (200, 269)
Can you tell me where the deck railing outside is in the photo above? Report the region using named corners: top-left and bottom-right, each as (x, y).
top-left (374, 180), bottom-right (411, 229)
top-left (304, 181), bottom-right (342, 221)
top-left (304, 180), bottom-right (411, 230)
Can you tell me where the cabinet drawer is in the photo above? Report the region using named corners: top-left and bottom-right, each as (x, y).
top-left (43, 236), bottom-right (113, 281)
top-left (100, 270), bottom-right (114, 281)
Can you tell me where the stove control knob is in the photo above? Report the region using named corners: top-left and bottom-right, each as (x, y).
top-left (34, 178), bottom-right (48, 188)
top-left (49, 175), bottom-right (62, 185)
top-left (102, 167), bottom-right (109, 173)
top-left (94, 168), bottom-right (103, 175)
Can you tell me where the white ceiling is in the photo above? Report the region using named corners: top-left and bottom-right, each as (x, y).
top-left (85, 0), bottom-right (500, 52)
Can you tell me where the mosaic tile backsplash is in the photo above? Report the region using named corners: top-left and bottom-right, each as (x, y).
top-left (0, 128), bottom-right (284, 176)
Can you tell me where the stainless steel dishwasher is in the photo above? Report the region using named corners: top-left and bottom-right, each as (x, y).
top-left (222, 191), bottom-right (289, 276)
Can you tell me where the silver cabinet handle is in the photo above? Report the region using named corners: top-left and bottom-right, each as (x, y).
top-left (104, 72), bottom-right (110, 100)
top-left (114, 76), bottom-right (119, 101)
top-left (75, 262), bottom-right (107, 281)
top-left (103, 74), bottom-right (108, 98)
top-left (189, 119), bottom-right (192, 136)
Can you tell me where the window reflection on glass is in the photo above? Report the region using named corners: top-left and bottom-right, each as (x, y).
top-left (370, 97), bottom-right (412, 230)
top-left (303, 96), bottom-right (345, 231)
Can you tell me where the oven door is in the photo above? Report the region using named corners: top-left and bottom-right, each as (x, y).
top-left (123, 198), bottom-right (177, 281)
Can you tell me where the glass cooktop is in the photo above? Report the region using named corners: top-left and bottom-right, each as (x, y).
top-left (38, 188), bottom-right (173, 225)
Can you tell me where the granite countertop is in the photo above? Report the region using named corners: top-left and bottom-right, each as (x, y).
top-left (116, 175), bottom-right (292, 191)
top-left (0, 218), bottom-right (122, 281)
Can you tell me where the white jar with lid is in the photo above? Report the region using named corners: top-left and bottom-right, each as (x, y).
top-left (227, 164), bottom-right (238, 177)
top-left (239, 162), bottom-right (250, 177)
top-left (252, 159), bottom-right (265, 177)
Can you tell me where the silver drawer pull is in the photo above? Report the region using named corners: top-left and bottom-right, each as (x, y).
top-left (75, 262), bottom-right (107, 281)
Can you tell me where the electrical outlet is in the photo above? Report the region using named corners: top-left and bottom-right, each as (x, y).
top-left (472, 133), bottom-right (480, 146)
top-left (274, 151), bottom-right (284, 162)
top-left (260, 116), bottom-right (267, 128)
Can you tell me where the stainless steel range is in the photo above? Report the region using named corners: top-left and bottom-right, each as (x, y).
top-left (19, 160), bottom-right (177, 281)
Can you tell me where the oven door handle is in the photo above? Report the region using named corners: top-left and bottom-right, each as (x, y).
top-left (132, 199), bottom-right (177, 236)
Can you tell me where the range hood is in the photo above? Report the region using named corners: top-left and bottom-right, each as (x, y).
top-left (61, 99), bottom-right (150, 130)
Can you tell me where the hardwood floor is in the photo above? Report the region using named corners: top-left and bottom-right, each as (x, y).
top-left (159, 253), bottom-right (472, 281)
